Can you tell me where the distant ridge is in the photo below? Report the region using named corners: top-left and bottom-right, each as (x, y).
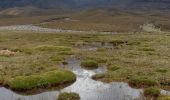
top-left (0, 0), bottom-right (170, 10)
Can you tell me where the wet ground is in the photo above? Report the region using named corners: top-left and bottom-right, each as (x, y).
top-left (0, 25), bottom-right (82, 33)
top-left (0, 56), bottom-right (169, 100)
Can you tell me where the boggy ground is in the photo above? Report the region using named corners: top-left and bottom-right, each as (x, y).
top-left (0, 31), bottom-right (170, 94)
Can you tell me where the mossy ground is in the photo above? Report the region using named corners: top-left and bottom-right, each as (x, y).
top-left (0, 31), bottom-right (170, 91)
top-left (144, 87), bottom-right (160, 97)
top-left (8, 70), bottom-right (76, 90)
top-left (129, 76), bottom-right (158, 88)
top-left (80, 60), bottom-right (98, 69)
top-left (57, 92), bottom-right (80, 100)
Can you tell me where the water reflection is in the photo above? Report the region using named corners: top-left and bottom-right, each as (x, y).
top-left (0, 57), bottom-right (166, 100)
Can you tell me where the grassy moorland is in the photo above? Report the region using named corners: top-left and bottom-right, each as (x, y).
top-left (0, 31), bottom-right (170, 94)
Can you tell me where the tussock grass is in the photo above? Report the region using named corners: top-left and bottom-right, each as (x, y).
top-left (0, 75), bottom-right (3, 85)
top-left (92, 73), bottom-right (105, 80)
top-left (35, 45), bottom-right (72, 52)
top-left (144, 87), bottom-right (160, 97)
top-left (0, 31), bottom-right (170, 91)
top-left (57, 92), bottom-right (80, 100)
top-left (8, 70), bottom-right (76, 90)
top-left (107, 65), bottom-right (120, 71)
top-left (81, 60), bottom-right (98, 69)
top-left (75, 33), bottom-right (170, 90)
top-left (129, 76), bottom-right (158, 88)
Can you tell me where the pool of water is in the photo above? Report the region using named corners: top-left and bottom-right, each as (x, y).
top-left (0, 56), bottom-right (169, 100)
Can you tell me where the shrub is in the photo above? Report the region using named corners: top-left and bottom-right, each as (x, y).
top-left (129, 76), bottom-right (158, 88)
top-left (57, 92), bottom-right (80, 100)
top-left (81, 60), bottom-right (98, 69)
top-left (144, 87), bottom-right (160, 97)
top-left (8, 70), bottom-right (76, 90)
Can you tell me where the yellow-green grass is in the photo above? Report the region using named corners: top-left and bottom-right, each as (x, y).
top-left (129, 76), bottom-right (158, 88)
top-left (7, 70), bottom-right (76, 91)
top-left (144, 87), bottom-right (160, 97)
top-left (0, 31), bottom-right (170, 91)
top-left (158, 95), bottom-right (170, 100)
top-left (74, 32), bottom-right (170, 90)
top-left (57, 92), bottom-right (80, 100)
top-left (80, 60), bottom-right (98, 69)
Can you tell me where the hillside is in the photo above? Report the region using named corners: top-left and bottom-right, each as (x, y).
top-left (39, 9), bottom-right (170, 32)
top-left (0, 0), bottom-right (170, 10)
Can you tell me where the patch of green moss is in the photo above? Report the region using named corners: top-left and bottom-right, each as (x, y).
top-left (129, 76), bottom-right (158, 88)
top-left (50, 55), bottom-right (66, 62)
top-left (8, 70), bottom-right (76, 90)
top-left (57, 92), bottom-right (80, 100)
top-left (144, 87), bottom-right (160, 97)
top-left (81, 60), bottom-right (98, 69)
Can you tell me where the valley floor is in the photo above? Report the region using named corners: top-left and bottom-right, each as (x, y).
top-left (0, 30), bottom-right (170, 99)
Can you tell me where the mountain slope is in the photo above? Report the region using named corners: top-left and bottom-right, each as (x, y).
top-left (0, 0), bottom-right (170, 10)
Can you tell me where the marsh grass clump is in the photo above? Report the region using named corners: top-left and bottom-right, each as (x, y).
top-left (35, 45), bottom-right (72, 52)
top-left (139, 47), bottom-right (155, 52)
top-left (0, 75), bottom-right (3, 85)
top-left (109, 40), bottom-right (128, 46)
top-left (156, 68), bottom-right (168, 73)
top-left (127, 41), bottom-right (141, 46)
top-left (8, 70), bottom-right (76, 91)
top-left (35, 45), bottom-right (58, 51)
top-left (129, 76), bottom-right (158, 88)
top-left (81, 60), bottom-right (98, 69)
top-left (57, 92), bottom-right (80, 100)
top-left (158, 95), bottom-right (170, 100)
top-left (159, 79), bottom-right (170, 87)
top-left (92, 73), bottom-right (105, 80)
top-left (108, 65), bottom-right (120, 71)
top-left (50, 55), bottom-right (66, 62)
top-left (144, 87), bottom-right (160, 97)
